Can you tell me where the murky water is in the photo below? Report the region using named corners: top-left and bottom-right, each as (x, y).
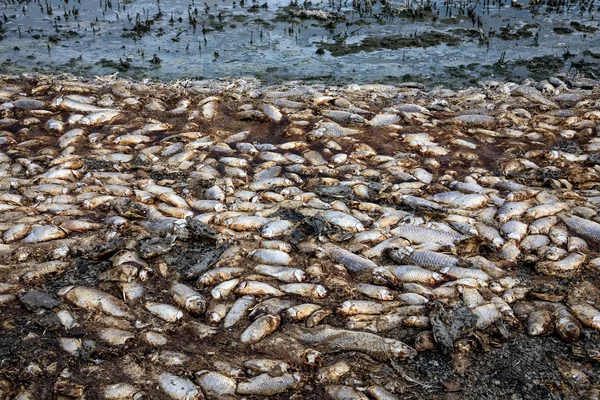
top-left (0, 0), bottom-right (599, 85)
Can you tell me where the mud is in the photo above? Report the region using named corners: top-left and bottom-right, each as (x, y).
top-left (320, 31), bottom-right (462, 56)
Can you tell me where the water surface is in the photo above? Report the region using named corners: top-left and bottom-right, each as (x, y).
top-left (1, 0), bottom-right (598, 85)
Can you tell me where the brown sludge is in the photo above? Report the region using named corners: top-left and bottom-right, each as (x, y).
top-left (0, 73), bottom-right (600, 399)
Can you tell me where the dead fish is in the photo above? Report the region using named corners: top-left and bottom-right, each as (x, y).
top-left (80, 110), bottom-right (120, 126)
top-left (53, 96), bottom-right (107, 112)
top-left (320, 243), bottom-right (378, 274)
top-left (236, 373), bottom-right (301, 396)
top-left (103, 383), bottom-right (145, 399)
top-left (308, 121), bottom-right (361, 138)
top-left (262, 104), bottom-right (283, 122)
top-left (157, 373), bottom-right (201, 400)
top-left (249, 298), bottom-right (297, 319)
top-left (397, 195), bottom-right (447, 214)
top-left (244, 358), bottom-right (290, 377)
top-left (525, 203), bottom-right (567, 220)
top-left (554, 306), bottom-right (581, 342)
top-left (211, 279), bottom-right (241, 299)
top-left (501, 220), bottom-right (528, 241)
top-left (22, 225), bottom-right (65, 243)
top-left (198, 267), bottom-right (245, 286)
top-left (321, 110), bottom-right (367, 124)
top-left (471, 303), bottom-right (501, 329)
top-left (356, 283), bottom-right (394, 301)
top-left (454, 114), bottom-right (497, 125)
top-left (338, 300), bottom-right (398, 315)
top-left (527, 309), bottom-right (554, 336)
top-left (144, 302), bottom-right (184, 323)
top-left (513, 85), bottom-right (557, 108)
top-left (61, 219), bottom-right (102, 233)
top-left (569, 304), bottom-right (600, 330)
top-left (3, 223), bottom-right (31, 243)
top-left (207, 303), bottom-right (233, 324)
top-left (250, 249), bottom-right (292, 266)
top-left (142, 331), bottom-right (168, 346)
top-left (326, 385), bottom-right (369, 400)
top-left (171, 283), bottom-right (207, 316)
top-left (386, 265), bottom-right (446, 285)
top-left (362, 237), bottom-right (411, 258)
top-left (560, 214), bottom-right (600, 244)
top-left (389, 225), bottom-right (465, 246)
top-left (280, 283), bottom-right (327, 298)
top-left (521, 235), bottom-right (551, 252)
top-left (241, 314), bottom-right (281, 344)
top-left (225, 216), bottom-right (270, 231)
top-left (536, 253), bottom-right (586, 278)
top-left (528, 216), bottom-right (558, 235)
top-left (195, 371), bottom-right (236, 398)
top-left (261, 220), bottom-right (295, 239)
top-left (475, 222), bottom-right (504, 248)
top-left (440, 266), bottom-right (489, 281)
top-left (368, 113), bottom-right (400, 127)
top-left (316, 361), bottom-right (351, 383)
top-left (236, 281), bottom-right (284, 297)
top-left (567, 237), bottom-right (588, 253)
top-left (254, 265), bottom-right (305, 282)
top-left (98, 328), bottom-right (135, 346)
top-left (12, 98), bottom-right (45, 109)
top-left (286, 325), bottom-right (416, 361)
top-left (59, 286), bottom-right (133, 319)
top-left (323, 211), bottom-right (365, 232)
top-left (287, 304), bottom-right (323, 321)
top-left (249, 177), bottom-right (294, 191)
top-left (398, 249), bottom-right (461, 271)
top-left (496, 201), bottom-right (530, 222)
top-left (224, 295), bottom-right (255, 328)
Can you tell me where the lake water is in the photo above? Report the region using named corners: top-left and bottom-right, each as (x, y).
top-left (0, 0), bottom-right (599, 85)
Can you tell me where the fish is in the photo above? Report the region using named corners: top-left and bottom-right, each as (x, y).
top-left (560, 214), bottom-right (600, 244)
top-left (22, 225), bottom-right (65, 243)
top-left (157, 373), bottom-right (201, 400)
top-left (320, 243), bottom-right (378, 274)
top-left (195, 371), bottom-right (237, 398)
top-left (80, 110), bottom-right (120, 126)
top-left (144, 302), bottom-right (184, 323)
top-left (326, 385), bottom-right (369, 400)
top-left (59, 286), bottom-right (133, 320)
top-left (286, 325), bottom-right (416, 361)
top-left (171, 283), bottom-right (207, 316)
top-left (236, 373), bottom-right (301, 396)
top-left (389, 225), bottom-right (465, 246)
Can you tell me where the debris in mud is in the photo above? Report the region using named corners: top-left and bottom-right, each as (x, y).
top-left (320, 31), bottom-right (462, 56)
top-left (570, 21), bottom-right (598, 33)
top-left (18, 290), bottom-right (61, 311)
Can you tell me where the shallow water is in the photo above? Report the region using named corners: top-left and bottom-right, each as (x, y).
top-left (0, 0), bottom-right (599, 85)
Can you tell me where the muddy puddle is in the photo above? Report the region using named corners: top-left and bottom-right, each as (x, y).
top-left (0, 0), bottom-right (599, 86)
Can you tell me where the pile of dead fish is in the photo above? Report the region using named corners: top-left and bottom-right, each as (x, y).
top-left (0, 72), bottom-right (599, 399)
